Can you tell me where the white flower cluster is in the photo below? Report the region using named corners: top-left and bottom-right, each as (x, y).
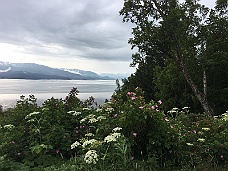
top-left (67, 111), bottom-right (81, 116)
top-left (71, 141), bottom-right (81, 149)
top-left (88, 118), bottom-right (98, 123)
top-left (3, 124), bottom-right (15, 130)
top-left (186, 143), bottom-right (194, 146)
top-left (97, 116), bottom-right (106, 121)
top-left (82, 139), bottom-right (98, 148)
top-left (182, 107), bottom-right (190, 110)
top-left (96, 109), bottom-right (102, 112)
top-left (84, 150), bottom-right (99, 164)
top-left (197, 138), bottom-right (205, 142)
top-left (27, 119), bottom-right (35, 123)
top-left (202, 128), bottom-right (210, 131)
top-left (42, 108), bottom-right (49, 111)
top-left (112, 127), bottom-right (122, 132)
top-left (85, 133), bottom-right (94, 137)
top-left (104, 133), bottom-right (121, 143)
top-left (80, 114), bottom-right (99, 123)
top-left (222, 112), bottom-right (228, 121)
top-left (25, 111), bottom-right (40, 119)
top-left (168, 108), bottom-right (179, 113)
top-left (83, 108), bottom-right (90, 110)
top-left (105, 107), bottom-right (114, 113)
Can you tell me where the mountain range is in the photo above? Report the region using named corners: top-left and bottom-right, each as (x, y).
top-left (0, 61), bottom-right (130, 80)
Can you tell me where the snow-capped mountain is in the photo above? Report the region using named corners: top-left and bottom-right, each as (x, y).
top-left (0, 61), bottom-right (114, 80)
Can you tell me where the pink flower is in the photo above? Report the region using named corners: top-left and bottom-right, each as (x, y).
top-left (127, 92), bottom-right (131, 95)
top-left (169, 150), bottom-right (172, 154)
top-left (131, 97), bottom-right (136, 100)
top-left (114, 114), bottom-right (118, 117)
top-left (139, 106), bottom-right (144, 109)
top-left (56, 150), bottom-right (60, 154)
top-left (170, 125), bottom-right (173, 128)
top-left (158, 100), bottom-right (162, 104)
top-left (151, 106), bottom-right (155, 109)
top-left (18, 153), bottom-right (21, 156)
top-left (221, 155), bottom-right (224, 159)
top-left (133, 132), bottom-right (137, 137)
top-left (11, 141), bottom-right (15, 144)
top-left (193, 130), bottom-right (197, 134)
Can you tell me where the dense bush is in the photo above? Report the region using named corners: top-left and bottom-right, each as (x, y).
top-left (0, 88), bottom-right (227, 170)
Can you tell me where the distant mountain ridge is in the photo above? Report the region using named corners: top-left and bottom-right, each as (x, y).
top-left (0, 61), bottom-right (130, 80)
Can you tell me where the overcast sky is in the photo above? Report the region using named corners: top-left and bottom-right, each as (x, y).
top-left (0, 0), bottom-right (216, 74)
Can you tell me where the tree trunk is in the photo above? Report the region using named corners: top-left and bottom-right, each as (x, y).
top-left (178, 59), bottom-right (214, 116)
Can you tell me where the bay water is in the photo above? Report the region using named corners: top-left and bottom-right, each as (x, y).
top-left (0, 79), bottom-right (117, 110)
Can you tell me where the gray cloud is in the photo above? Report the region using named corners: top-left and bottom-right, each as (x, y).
top-left (0, 0), bottom-right (133, 61)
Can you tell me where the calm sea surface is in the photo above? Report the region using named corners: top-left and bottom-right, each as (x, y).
top-left (0, 79), bottom-right (117, 109)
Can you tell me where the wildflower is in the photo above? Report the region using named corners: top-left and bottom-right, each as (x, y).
top-left (56, 150), bottom-right (60, 154)
top-left (151, 106), bottom-right (155, 109)
top-left (71, 141), bottom-right (81, 149)
top-left (25, 112), bottom-right (40, 119)
top-left (114, 114), bottom-right (118, 117)
top-left (104, 133), bottom-right (121, 143)
top-left (3, 124), bottom-right (15, 130)
top-left (85, 133), bottom-right (94, 137)
top-left (112, 127), bottom-right (122, 132)
top-left (11, 141), bottom-right (15, 144)
top-left (131, 96), bottom-right (136, 100)
top-left (164, 118), bottom-right (170, 122)
top-left (127, 92), bottom-right (131, 95)
top-left (97, 116), bottom-right (106, 121)
top-left (182, 107), bottom-right (190, 110)
top-left (186, 143), bottom-right (194, 146)
top-left (158, 100), bottom-right (162, 104)
top-left (193, 130), bottom-right (197, 134)
top-left (105, 107), bottom-right (114, 113)
top-left (88, 118), bottom-right (98, 123)
top-left (83, 108), bottom-right (90, 110)
top-left (72, 112), bottom-right (81, 116)
top-left (27, 119), bottom-right (35, 123)
top-left (96, 109), bottom-right (102, 112)
top-left (170, 125), bottom-right (173, 128)
top-left (67, 111), bottom-right (75, 114)
top-left (133, 132), bottom-right (137, 137)
top-left (80, 118), bottom-right (86, 123)
top-left (139, 106), bottom-right (144, 109)
top-left (84, 150), bottom-right (99, 164)
top-left (82, 139), bottom-right (98, 148)
top-left (221, 155), bottom-right (224, 159)
top-left (197, 138), bottom-right (205, 142)
top-left (202, 128), bottom-right (210, 131)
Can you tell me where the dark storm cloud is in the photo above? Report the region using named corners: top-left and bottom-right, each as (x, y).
top-left (0, 0), bottom-right (133, 61)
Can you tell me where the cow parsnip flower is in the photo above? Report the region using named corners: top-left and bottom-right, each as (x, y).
top-left (25, 111), bottom-right (40, 119)
top-left (82, 139), bottom-right (98, 148)
top-left (84, 150), bottom-right (99, 164)
top-left (202, 128), bottom-right (210, 131)
top-left (104, 133), bottom-right (121, 143)
top-left (71, 141), bottom-right (81, 149)
top-left (112, 127), bottom-right (122, 132)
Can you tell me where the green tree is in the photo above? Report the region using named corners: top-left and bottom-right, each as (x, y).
top-left (120, 0), bottom-right (228, 115)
